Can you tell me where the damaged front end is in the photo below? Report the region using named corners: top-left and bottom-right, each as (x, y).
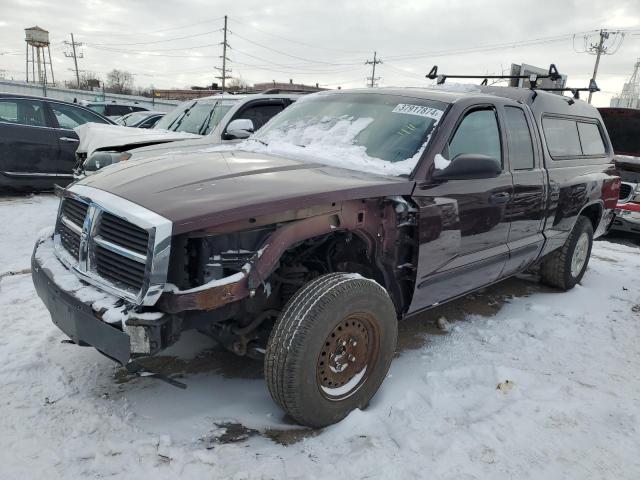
top-left (34, 184), bottom-right (418, 365)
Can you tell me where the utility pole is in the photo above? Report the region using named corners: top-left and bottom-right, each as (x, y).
top-left (64, 33), bottom-right (83, 89)
top-left (588, 30), bottom-right (607, 104)
top-left (579, 29), bottom-right (624, 104)
top-left (365, 51), bottom-right (382, 88)
top-left (215, 15), bottom-right (231, 93)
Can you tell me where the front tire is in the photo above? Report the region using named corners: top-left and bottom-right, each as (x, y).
top-left (540, 216), bottom-right (594, 290)
top-left (264, 273), bottom-right (397, 428)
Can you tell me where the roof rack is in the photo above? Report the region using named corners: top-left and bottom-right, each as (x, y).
top-left (536, 78), bottom-right (600, 100)
top-left (426, 64), bottom-right (561, 89)
top-left (426, 64), bottom-right (599, 99)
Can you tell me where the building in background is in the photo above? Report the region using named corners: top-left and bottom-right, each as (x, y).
top-left (253, 80), bottom-right (324, 93)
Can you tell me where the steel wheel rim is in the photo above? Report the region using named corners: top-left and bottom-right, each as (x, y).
top-left (571, 232), bottom-right (590, 278)
top-left (316, 312), bottom-right (379, 401)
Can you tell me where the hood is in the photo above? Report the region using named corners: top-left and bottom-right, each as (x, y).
top-left (127, 136), bottom-right (231, 160)
top-left (74, 122), bottom-right (201, 157)
top-left (78, 149), bottom-right (414, 234)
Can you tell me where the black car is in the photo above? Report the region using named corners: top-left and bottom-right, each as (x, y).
top-left (0, 93), bottom-right (114, 191)
top-left (82, 101), bottom-right (149, 120)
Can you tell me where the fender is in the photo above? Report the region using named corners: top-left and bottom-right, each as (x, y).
top-left (157, 199), bottom-right (395, 313)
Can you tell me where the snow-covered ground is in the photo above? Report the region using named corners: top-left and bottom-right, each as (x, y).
top-left (0, 194), bottom-right (638, 479)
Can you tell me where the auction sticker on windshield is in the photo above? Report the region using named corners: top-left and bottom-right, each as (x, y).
top-left (392, 104), bottom-right (443, 121)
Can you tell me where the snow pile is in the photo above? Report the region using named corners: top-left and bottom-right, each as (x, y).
top-left (34, 236), bottom-right (132, 324)
top-left (1, 195), bottom-right (639, 479)
top-left (242, 116), bottom-right (428, 176)
top-left (428, 82), bottom-right (482, 93)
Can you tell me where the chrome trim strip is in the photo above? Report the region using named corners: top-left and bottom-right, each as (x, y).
top-left (60, 215), bottom-right (82, 234)
top-left (3, 170), bottom-right (74, 178)
top-left (94, 236), bottom-right (147, 264)
top-left (64, 184), bottom-right (172, 306)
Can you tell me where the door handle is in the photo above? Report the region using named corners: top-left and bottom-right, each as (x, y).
top-left (59, 137), bottom-right (79, 143)
top-left (490, 192), bottom-right (511, 204)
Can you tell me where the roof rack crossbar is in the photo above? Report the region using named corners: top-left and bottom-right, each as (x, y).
top-left (426, 64), bottom-right (561, 89)
top-left (536, 79), bottom-right (599, 99)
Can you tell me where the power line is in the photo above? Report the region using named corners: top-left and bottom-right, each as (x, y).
top-left (84, 28), bottom-right (223, 47)
top-left (231, 18), bottom-right (370, 54)
top-left (231, 31), bottom-right (362, 66)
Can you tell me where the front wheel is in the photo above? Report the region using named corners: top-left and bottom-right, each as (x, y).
top-left (264, 273), bottom-right (397, 428)
top-left (540, 216), bottom-right (594, 290)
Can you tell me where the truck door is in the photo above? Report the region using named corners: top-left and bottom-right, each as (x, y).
top-left (501, 105), bottom-right (546, 276)
top-left (409, 105), bottom-right (513, 313)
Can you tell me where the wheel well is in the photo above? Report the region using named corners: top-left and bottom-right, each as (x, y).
top-left (579, 203), bottom-right (602, 232)
top-left (271, 231), bottom-right (386, 296)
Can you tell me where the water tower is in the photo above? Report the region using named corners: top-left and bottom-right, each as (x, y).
top-left (25, 26), bottom-right (55, 84)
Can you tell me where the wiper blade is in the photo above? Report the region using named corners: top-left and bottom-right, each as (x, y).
top-left (248, 137), bottom-right (269, 147)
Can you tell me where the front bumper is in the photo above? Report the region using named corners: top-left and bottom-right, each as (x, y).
top-left (611, 208), bottom-right (640, 234)
top-left (32, 238), bottom-right (178, 364)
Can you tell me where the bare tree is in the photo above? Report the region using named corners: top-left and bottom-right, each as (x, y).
top-left (77, 71), bottom-right (101, 90)
top-left (105, 69), bottom-right (134, 94)
top-left (226, 76), bottom-right (249, 92)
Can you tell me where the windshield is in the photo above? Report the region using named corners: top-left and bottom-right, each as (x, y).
top-left (251, 93), bottom-right (447, 176)
top-left (154, 99), bottom-right (234, 135)
top-left (87, 104), bottom-right (106, 115)
top-left (119, 111), bottom-right (151, 126)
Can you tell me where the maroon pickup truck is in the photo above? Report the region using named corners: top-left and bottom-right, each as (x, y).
top-left (32, 86), bottom-right (619, 427)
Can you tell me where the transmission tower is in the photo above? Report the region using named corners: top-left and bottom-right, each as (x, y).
top-left (215, 15), bottom-right (231, 93)
top-left (616, 59), bottom-right (640, 108)
top-left (575, 29), bottom-right (625, 104)
top-left (365, 51), bottom-right (382, 88)
top-left (64, 33), bottom-right (83, 88)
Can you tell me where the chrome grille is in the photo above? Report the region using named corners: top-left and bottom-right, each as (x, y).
top-left (97, 211), bottom-right (149, 255)
top-left (95, 245), bottom-right (147, 290)
top-left (52, 186), bottom-right (172, 306)
top-left (56, 198), bottom-right (87, 259)
top-left (58, 221), bottom-right (81, 258)
top-left (619, 182), bottom-right (634, 202)
top-left (61, 197), bottom-right (88, 226)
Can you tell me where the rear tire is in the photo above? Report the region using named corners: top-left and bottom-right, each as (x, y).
top-left (540, 216), bottom-right (594, 290)
top-left (264, 273), bottom-right (397, 428)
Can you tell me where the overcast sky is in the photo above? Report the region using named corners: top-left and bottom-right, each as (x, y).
top-left (1, 0), bottom-right (639, 106)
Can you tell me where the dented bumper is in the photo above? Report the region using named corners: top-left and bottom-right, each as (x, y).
top-left (32, 238), bottom-right (178, 364)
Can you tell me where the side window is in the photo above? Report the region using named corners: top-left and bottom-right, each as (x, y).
top-left (87, 104), bottom-right (106, 115)
top-left (105, 105), bottom-right (131, 117)
top-left (0, 99), bottom-right (47, 127)
top-left (577, 122), bottom-right (606, 155)
top-left (50, 103), bottom-right (109, 129)
top-left (445, 109), bottom-right (501, 164)
top-left (504, 106), bottom-right (535, 170)
top-left (237, 103), bottom-right (285, 131)
top-left (140, 116), bottom-right (160, 128)
top-left (542, 117), bottom-right (581, 157)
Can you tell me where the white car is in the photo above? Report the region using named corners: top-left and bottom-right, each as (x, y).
top-left (75, 93), bottom-right (302, 176)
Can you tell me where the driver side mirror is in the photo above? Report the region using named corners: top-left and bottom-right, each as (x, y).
top-left (432, 154), bottom-right (501, 181)
top-left (225, 118), bottom-right (255, 139)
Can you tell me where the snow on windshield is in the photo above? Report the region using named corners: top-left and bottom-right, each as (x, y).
top-left (243, 94), bottom-right (446, 176)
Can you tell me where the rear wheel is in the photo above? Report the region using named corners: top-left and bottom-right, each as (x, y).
top-left (264, 273), bottom-right (397, 427)
top-left (540, 216), bottom-right (594, 290)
